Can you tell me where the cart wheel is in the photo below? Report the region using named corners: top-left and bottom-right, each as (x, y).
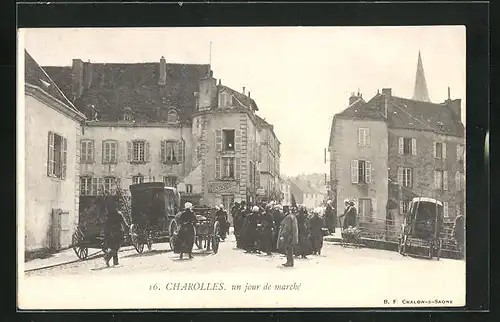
top-left (74, 245), bottom-right (88, 260)
top-left (168, 220), bottom-right (178, 250)
top-left (130, 224), bottom-right (144, 254)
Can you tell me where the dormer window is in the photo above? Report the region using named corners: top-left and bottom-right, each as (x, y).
top-left (219, 92), bottom-right (232, 108)
top-left (123, 108), bottom-right (134, 121)
top-left (167, 109), bottom-right (179, 123)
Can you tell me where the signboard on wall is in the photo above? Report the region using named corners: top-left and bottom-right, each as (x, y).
top-left (208, 181), bottom-right (239, 194)
top-left (256, 188), bottom-right (265, 195)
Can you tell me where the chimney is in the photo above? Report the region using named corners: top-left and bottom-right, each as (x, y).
top-left (349, 92), bottom-right (357, 105)
top-left (158, 56), bottom-right (166, 85)
top-left (382, 88), bottom-right (392, 97)
top-left (242, 86), bottom-right (246, 95)
top-left (218, 79), bottom-right (221, 86)
top-left (71, 59), bottom-right (84, 99)
top-left (447, 98), bottom-right (462, 121)
top-left (248, 91), bottom-right (251, 98)
top-left (382, 88), bottom-right (391, 118)
top-left (83, 60), bottom-right (93, 90)
top-left (209, 70), bottom-right (213, 78)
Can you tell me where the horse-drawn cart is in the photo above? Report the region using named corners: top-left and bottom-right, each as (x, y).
top-left (191, 208), bottom-right (221, 254)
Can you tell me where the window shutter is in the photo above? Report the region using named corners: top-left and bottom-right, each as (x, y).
top-left (399, 201), bottom-right (404, 214)
top-left (145, 141), bottom-right (150, 162)
top-left (61, 137), bottom-right (67, 179)
top-left (160, 140), bottom-right (166, 163)
top-left (235, 129), bottom-right (242, 152)
top-left (102, 141), bottom-right (106, 163)
top-left (127, 141), bottom-right (132, 162)
top-left (350, 160), bottom-right (358, 184)
top-left (455, 172), bottom-right (460, 190)
top-left (112, 141), bottom-right (118, 163)
top-left (456, 145), bottom-right (460, 161)
top-left (442, 142), bottom-right (447, 160)
top-left (366, 129), bottom-right (371, 146)
top-left (371, 198), bottom-right (377, 219)
top-left (177, 139), bottom-right (185, 163)
top-left (443, 170), bottom-right (448, 190)
top-left (215, 130), bottom-right (222, 152)
top-left (235, 157), bottom-right (241, 180)
top-left (365, 161), bottom-right (372, 184)
top-left (397, 167), bottom-right (403, 185)
top-left (398, 137), bottom-right (404, 154)
top-left (90, 140), bottom-right (95, 163)
top-left (215, 157), bottom-right (221, 180)
top-left (443, 202), bottom-right (449, 218)
top-left (433, 171), bottom-right (439, 189)
top-left (47, 131), bottom-right (54, 176)
top-left (433, 142), bottom-right (437, 158)
top-left (358, 129), bottom-right (363, 146)
top-left (411, 138), bottom-right (417, 155)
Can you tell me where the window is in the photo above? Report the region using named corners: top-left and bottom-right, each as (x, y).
top-left (397, 167), bottom-right (413, 188)
top-left (455, 171), bottom-right (465, 190)
top-left (129, 140), bottom-right (148, 163)
top-left (123, 111), bottom-right (133, 121)
top-left (443, 201), bottom-right (449, 218)
top-left (350, 160), bottom-right (371, 184)
top-left (80, 139), bottom-right (94, 163)
top-left (186, 184), bottom-right (193, 194)
top-left (167, 110), bottom-right (178, 123)
top-left (222, 157), bottom-right (235, 179)
top-left (103, 177), bottom-right (118, 194)
top-left (219, 92), bottom-right (232, 108)
top-left (164, 176), bottom-right (177, 188)
top-left (399, 198), bottom-right (411, 214)
top-left (80, 177), bottom-right (92, 196)
top-left (223, 130), bottom-right (235, 151)
top-left (102, 140), bottom-right (117, 164)
top-left (358, 128), bottom-right (371, 147)
top-left (358, 198), bottom-right (372, 222)
top-left (434, 142), bottom-right (447, 159)
top-left (398, 137), bottom-right (417, 155)
top-left (434, 170), bottom-right (448, 190)
top-left (47, 132), bottom-right (67, 179)
top-left (132, 175), bottom-right (144, 184)
top-left (456, 144), bottom-right (464, 161)
top-left (162, 140), bottom-right (178, 162)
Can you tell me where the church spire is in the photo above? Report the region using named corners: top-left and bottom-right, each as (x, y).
top-left (412, 51), bottom-right (431, 102)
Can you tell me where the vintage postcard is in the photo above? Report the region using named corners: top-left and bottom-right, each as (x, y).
top-left (17, 26), bottom-right (466, 309)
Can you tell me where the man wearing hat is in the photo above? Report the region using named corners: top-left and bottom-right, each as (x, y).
top-left (173, 202), bottom-right (197, 260)
top-left (277, 205), bottom-right (299, 267)
top-left (234, 201), bottom-right (246, 249)
top-left (325, 200), bottom-right (336, 235)
top-left (216, 204), bottom-right (229, 241)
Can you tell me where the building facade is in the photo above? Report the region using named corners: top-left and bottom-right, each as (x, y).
top-left (24, 51), bottom-right (86, 252)
top-left (44, 56), bottom-right (280, 215)
top-left (256, 116), bottom-right (281, 202)
top-left (328, 53), bottom-right (465, 231)
top-left (289, 179), bottom-right (326, 209)
top-left (280, 179), bottom-right (292, 205)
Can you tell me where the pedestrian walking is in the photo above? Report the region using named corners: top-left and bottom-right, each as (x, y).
top-left (295, 205), bottom-right (311, 259)
top-left (234, 201), bottom-right (246, 249)
top-left (173, 202), bottom-right (197, 260)
top-left (103, 205), bottom-right (125, 267)
top-left (453, 212), bottom-right (465, 258)
top-left (277, 205), bottom-right (299, 267)
top-left (309, 208), bottom-right (324, 255)
top-left (216, 204), bottom-right (229, 241)
top-left (325, 200), bottom-right (336, 234)
top-left (243, 206), bottom-right (260, 253)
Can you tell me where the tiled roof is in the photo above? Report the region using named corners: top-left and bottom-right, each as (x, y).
top-left (219, 85), bottom-right (259, 111)
top-left (290, 179), bottom-right (324, 195)
top-left (43, 61), bottom-right (211, 123)
top-left (25, 50), bottom-right (80, 115)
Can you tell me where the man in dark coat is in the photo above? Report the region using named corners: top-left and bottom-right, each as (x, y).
top-left (295, 205), bottom-right (311, 258)
top-left (234, 201), bottom-right (246, 249)
top-left (453, 212), bottom-right (465, 258)
top-left (259, 204), bottom-right (275, 256)
top-left (173, 202), bottom-right (197, 260)
top-left (103, 207), bottom-right (125, 267)
top-left (216, 204), bottom-right (229, 241)
top-left (340, 201), bottom-right (357, 229)
top-left (272, 205), bottom-right (284, 251)
top-left (277, 205), bottom-right (299, 267)
top-left (243, 206), bottom-right (260, 253)
top-left (325, 200), bottom-right (336, 234)
top-left (309, 208), bottom-right (324, 255)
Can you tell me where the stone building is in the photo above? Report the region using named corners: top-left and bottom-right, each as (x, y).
top-left (289, 179), bottom-right (326, 209)
top-left (44, 56), bottom-right (279, 214)
top-left (328, 52), bottom-right (465, 232)
top-left (256, 115), bottom-right (281, 202)
top-left (23, 51), bottom-right (86, 253)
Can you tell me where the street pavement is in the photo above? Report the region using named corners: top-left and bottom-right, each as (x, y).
top-left (21, 232), bottom-right (465, 309)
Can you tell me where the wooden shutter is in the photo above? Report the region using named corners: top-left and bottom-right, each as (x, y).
top-left (365, 161), bottom-right (372, 184)
top-left (371, 198), bottom-right (377, 219)
top-left (442, 142), bottom-right (447, 160)
top-left (127, 141), bottom-right (132, 162)
top-left (113, 141), bottom-right (118, 163)
top-left (455, 172), bottom-right (460, 190)
top-left (350, 160), bottom-right (358, 184)
top-left (433, 142), bottom-right (437, 158)
top-left (145, 141), bottom-right (150, 162)
top-left (235, 129), bottom-right (242, 152)
top-left (398, 137), bottom-right (404, 154)
top-left (443, 201), bottom-right (449, 218)
top-left (397, 167), bottom-right (403, 185)
top-left (102, 141), bottom-right (106, 163)
top-left (358, 129), bottom-right (363, 146)
top-left (399, 201), bottom-right (404, 214)
top-left (47, 132), bottom-right (54, 176)
top-left (456, 145), bottom-right (460, 161)
top-left (90, 140), bottom-right (95, 163)
top-left (235, 157), bottom-right (241, 180)
top-left (61, 137), bottom-right (67, 179)
top-left (443, 170), bottom-right (448, 190)
top-left (177, 139), bottom-right (185, 163)
top-left (411, 138), bottom-right (417, 155)
top-left (215, 130), bottom-right (222, 152)
top-left (215, 157), bottom-right (221, 180)
top-left (366, 128), bottom-right (371, 146)
top-left (160, 140), bottom-right (166, 163)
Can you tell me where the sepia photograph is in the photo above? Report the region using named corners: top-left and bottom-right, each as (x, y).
top-left (17, 26), bottom-right (466, 309)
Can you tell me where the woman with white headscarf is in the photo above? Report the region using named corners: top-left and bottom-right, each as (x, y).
top-left (173, 202), bottom-right (197, 260)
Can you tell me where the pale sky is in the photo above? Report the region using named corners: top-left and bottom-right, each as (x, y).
top-left (21, 26), bottom-right (466, 177)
